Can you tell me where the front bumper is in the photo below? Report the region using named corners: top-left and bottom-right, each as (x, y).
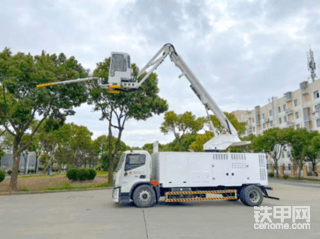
top-left (112, 187), bottom-right (131, 203)
top-left (112, 187), bottom-right (120, 203)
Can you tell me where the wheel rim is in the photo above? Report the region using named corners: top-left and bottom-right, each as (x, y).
top-left (249, 189), bottom-right (260, 203)
top-left (139, 190), bottom-right (151, 204)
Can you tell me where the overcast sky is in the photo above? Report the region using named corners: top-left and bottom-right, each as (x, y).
top-left (1, 0), bottom-right (320, 147)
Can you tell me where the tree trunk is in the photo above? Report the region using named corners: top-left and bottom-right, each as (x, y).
top-left (9, 138), bottom-right (21, 191)
top-left (107, 120), bottom-right (114, 185)
top-left (312, 160), bottom-right (316, 173)
top-left (178, 138), bottom-right (182, 152)
top-left (298, 164), bottom-right (302, 180)
top-left (274, 159), bottom-right (279, 178)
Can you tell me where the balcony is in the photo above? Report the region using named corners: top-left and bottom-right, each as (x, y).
top-left (286, 121), bottom-right (294, 126)
top-left (300, 81), bottom-right (309, 95)
top-left (246, 124), bottom-right (252, 129)
top-left (284, 92), bottom-right (292, 102)
top-left (285, 108), bottom-right (293, 115)
top-left (263, 118), bottom-right (269, 123)
top-left (303, 115), bottom-right (311, 121)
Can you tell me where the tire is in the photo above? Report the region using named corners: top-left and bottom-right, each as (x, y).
top-left (133, 185), bottom-right (156, 208)
top-left (222, 192), bottom-right (239, 201)
top-left (239, 185), bottom-right (263, 207)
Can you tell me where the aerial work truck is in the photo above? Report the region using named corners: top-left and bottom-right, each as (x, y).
top-left (37, 43), bottom-right (279, 207)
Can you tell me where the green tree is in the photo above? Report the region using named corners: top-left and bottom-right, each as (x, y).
top-left (209, 112), bottom-right (246, 135)
top-left (252, 128), bottom-right (294, 178)
top-left (286, 129), bottom-right (318, 179)
top-left (88, 59), bottom-right (168, 184)
top-left (93, 135), bottom-right (129, 171)
top-left (311, 136), bottom-right (320, 173)
top-left (160, 111), bottom-right (204, 151)
top-left (189, 131), bottom-right (214, 152)
top-left (0, 49), bottom-right (88, 190)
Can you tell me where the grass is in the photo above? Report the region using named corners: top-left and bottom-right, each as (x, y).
top-left (96, 171), bottom-right (108, 176)
top-left (19, 187), bottom-right (31, 192)
top-left (271, 176), bottom-right (320, 183)
top-left (19, 173), bottom-right (66, 179)
top-left (40, 182), bottom-right (113, 191)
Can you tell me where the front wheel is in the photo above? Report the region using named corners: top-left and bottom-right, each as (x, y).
top-left (239, 185), bottom-right (263, 206)
top-left (133, 185), bottom-right (156, 208)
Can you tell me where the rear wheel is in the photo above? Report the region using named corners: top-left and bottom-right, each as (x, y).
top-left (133, 185), bottom-right (156, 208)
top-left (239, 185), bottom-right (263, 206)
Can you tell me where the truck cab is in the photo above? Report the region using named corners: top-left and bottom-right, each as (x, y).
top-left (113, 150), bottom-right (152, 204)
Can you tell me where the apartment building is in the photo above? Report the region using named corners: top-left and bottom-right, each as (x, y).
top-left (232, 79), bottom-right (320, 172)
top-left (233, 79), bottom-right (320, 137)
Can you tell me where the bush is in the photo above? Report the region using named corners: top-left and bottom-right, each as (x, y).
top-left (76, 169), bottom-right (89, 181)
top-left (268, 173), bottom-right (274, 178)
top-left (28, 169), bottom-right (36, 174)
top-left (86, 169), bottom-right (97, 180)
top-left (0, 170), bottom-right (5, 182)
top-left (307, 172), bottom-right (313, 176)
top-left (67, 168), bottom-right (78, 181)
top-left (283, 175), bottom-right (289, 180)
top-left (7, 170), bottom-right (12, 175)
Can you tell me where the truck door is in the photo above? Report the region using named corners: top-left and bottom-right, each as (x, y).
top-left (121, 153), bottom-right (148, 193)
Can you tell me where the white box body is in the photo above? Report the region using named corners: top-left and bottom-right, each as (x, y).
top-left (151, 152), bottom-right (268, 188)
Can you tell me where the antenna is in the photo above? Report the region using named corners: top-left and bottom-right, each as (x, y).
top-left (307, 46), bottom-right (317, 82)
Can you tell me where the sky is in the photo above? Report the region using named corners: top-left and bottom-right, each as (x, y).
top-left (1, 0), bottom-right (320, 147)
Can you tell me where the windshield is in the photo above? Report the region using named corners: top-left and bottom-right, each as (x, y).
top-left (115, 153), bottom-right (125, 172)
top-left (125, 154), bottom-right (146, 171)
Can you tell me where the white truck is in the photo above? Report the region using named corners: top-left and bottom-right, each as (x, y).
top-left (37, 43), bottom-right (279, 207)
top-left (112, 142), bottom-right (278, 207)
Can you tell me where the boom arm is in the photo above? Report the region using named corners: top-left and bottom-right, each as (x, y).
top-left (37, 43), bottom-right (250, 150)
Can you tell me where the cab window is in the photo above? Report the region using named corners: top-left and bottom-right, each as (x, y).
top-left (115, 153), bottom-right (125, 172)
top-left (125, 154), bottom-right (146, 171)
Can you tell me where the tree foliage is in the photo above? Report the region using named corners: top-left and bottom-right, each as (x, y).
top-left (160, 111), bottom-right (204, 151)
top-left (87, 58), bottom-right (168, 183)
top-left (0, 48), bottom-right (88, 190)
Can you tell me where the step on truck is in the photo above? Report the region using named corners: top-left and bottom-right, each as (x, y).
top-left (37, 43), bottom-right (279, 207)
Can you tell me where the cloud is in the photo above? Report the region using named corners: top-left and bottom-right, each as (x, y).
top-left (1, 0), bottom-right (320, 147)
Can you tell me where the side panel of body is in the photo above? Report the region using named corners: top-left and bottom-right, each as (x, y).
top-left (152, 152), bottom-right (267, 188)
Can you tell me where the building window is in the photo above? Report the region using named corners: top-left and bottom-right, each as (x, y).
top-left (317, 119), bottom-right (320, 127)
top-left (266, 164), bottom-right (269, 169)
top-left (253, 127), bottom-right (255, 132)
top-left (315, 104), bottom-right (320, 116)
top-left (263, 123), bottom-right (266, 129)
top-left (294, 99), bottom-right (298, 107)
top-left (278, 107), bottom-right (281, 113)
top-left (262, 113), bottom-right (265, 119)
top-left (284, 116), bottom-right (287, 122)
top-left (252, 118), bottom-right (255, 123)
top-left (269, 110), bottom-right (272, 117)
top-left (314, 90), bottom-right (319, 99)
top-left (296, 124), bottom-right (300, 129)
top-left (279, 118), bottom-right (282, 124)
top-left (295, 112), bottom-right (299, 119)
top-left (270, 121), bottom-right (273, 127)
top-left (288, 164), bottom-right (291, 170)
top-left (283, 104), bottom-right (287, 111)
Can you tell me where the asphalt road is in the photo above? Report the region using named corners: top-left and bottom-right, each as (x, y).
top-left (0, 181), bottom-right (319, 239)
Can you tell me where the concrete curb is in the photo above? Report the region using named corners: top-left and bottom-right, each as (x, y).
top-left (0, 187), bottom-right (113, 196)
